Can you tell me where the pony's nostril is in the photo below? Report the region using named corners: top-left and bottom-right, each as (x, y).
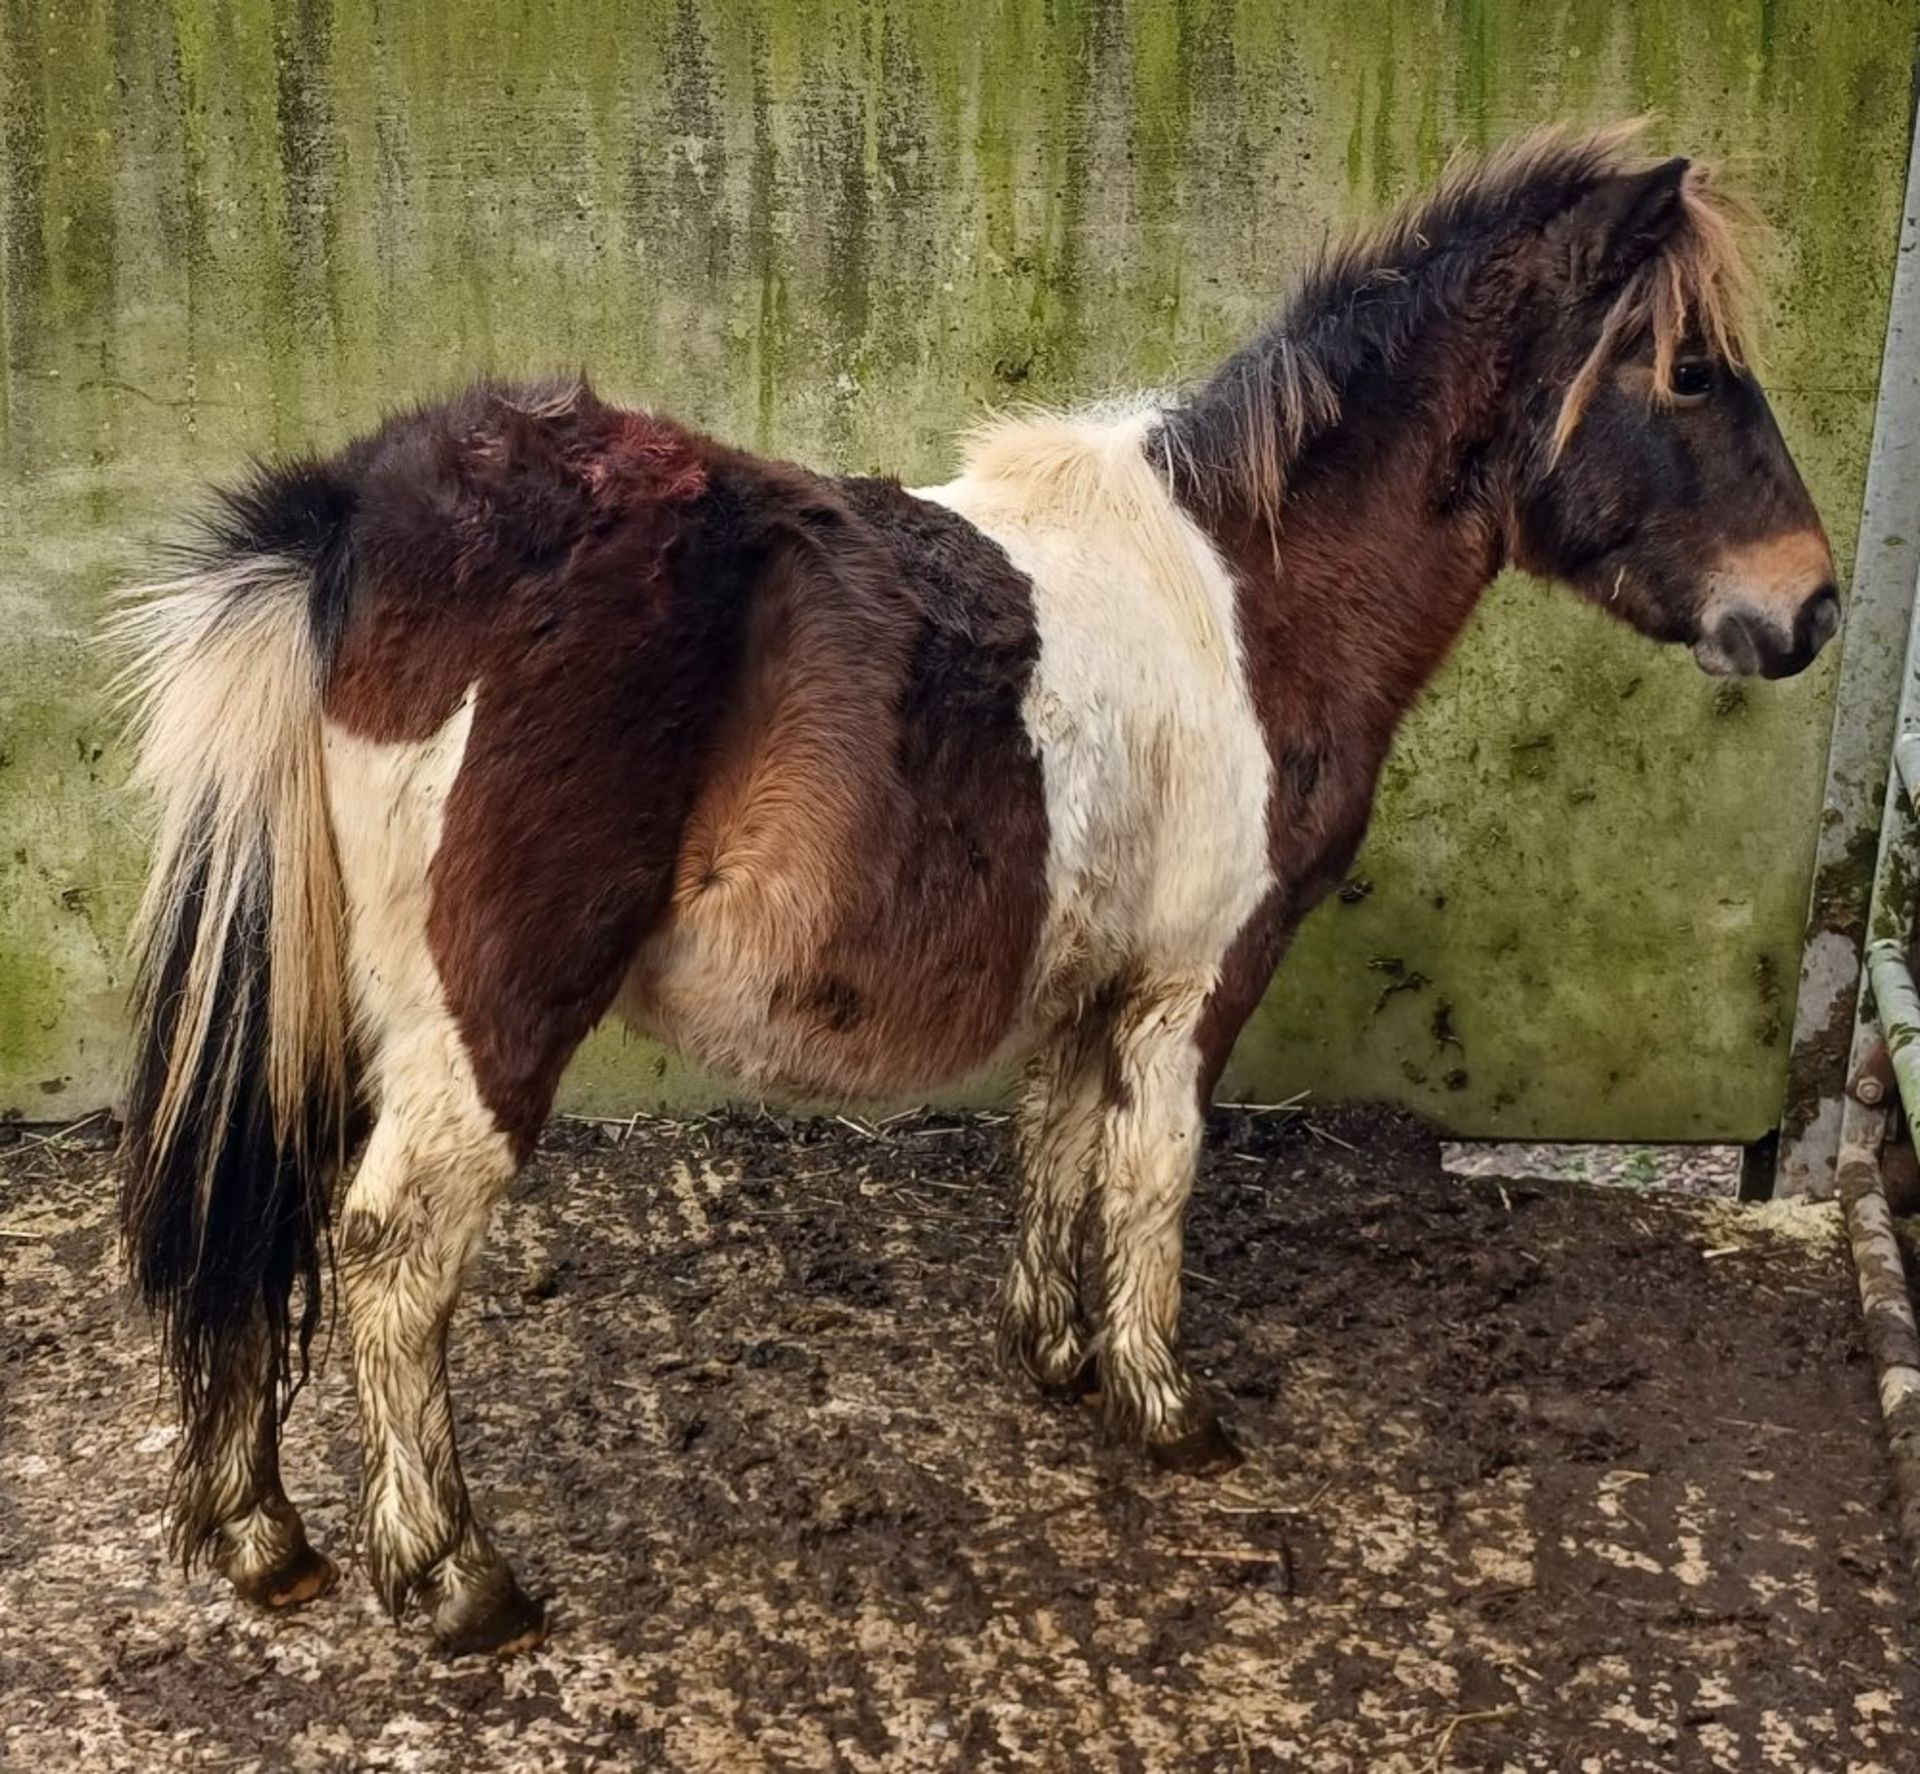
top-left (1803, 586), bottom-right (1841, 653)
top-left (1710, 611), bottom-right (1764, 677)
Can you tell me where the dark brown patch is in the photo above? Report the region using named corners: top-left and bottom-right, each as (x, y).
top-left (803, 977), bottom-right (864, 1033)
top-left (1280, 743), bottom-right (1322, 802)
top-left (325, 383), bottom-right (713, 744)
top-left (1195, 895), bottom-right (1300, 1105)
top-left (819, 476), bottom-right (1048, 1083)
top-left (321, 385), bottom-right (732, 1143)
top-left (320, 381), bottom-right (1046, 1140)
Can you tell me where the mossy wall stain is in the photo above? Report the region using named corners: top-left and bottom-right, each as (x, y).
top-left (2, 0), bottom-right (1915, 1138)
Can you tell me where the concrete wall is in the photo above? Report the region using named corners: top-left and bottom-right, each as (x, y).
top-left (2, 0), bottom-right (1916, 1137)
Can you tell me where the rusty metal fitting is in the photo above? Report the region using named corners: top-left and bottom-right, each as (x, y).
top-left (1853, 1040), bottom-right (1897, 1108)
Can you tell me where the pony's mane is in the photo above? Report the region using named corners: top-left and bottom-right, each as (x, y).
top-left (1157, 122), bottom-right (1758, 534)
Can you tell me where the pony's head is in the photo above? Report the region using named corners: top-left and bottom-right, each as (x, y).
top-left (1510, 151), bottom-right (1837, 679)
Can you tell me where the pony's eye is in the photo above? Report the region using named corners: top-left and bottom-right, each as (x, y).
top-left (1671, 360), bottom-right (1715, 402)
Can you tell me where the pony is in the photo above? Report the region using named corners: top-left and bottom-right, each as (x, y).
top-left (114, 125), bottom-right (1837, 1653)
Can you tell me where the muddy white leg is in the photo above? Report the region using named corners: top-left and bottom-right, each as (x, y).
top-left (338, 1055), bottom-right (540, 1653)
top-left (999, 1008), bottom-right (1113, 1392)
top-left (1092, 977), bottom-right (1241, 1472)
top-left (181, 1317), bottom-right (336, 1608)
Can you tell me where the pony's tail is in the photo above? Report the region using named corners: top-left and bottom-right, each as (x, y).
top-left (111, 483), bottom-right (356, 1564)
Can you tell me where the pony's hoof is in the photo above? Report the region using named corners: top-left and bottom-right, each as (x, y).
top-left (433, 1579), bottom-right (548, 1658)
top-left (232, 1542), bottom-right (339, 1611)
top-left (1149, 1415), bottom-right (1245, 1477)
top-left (1038, 1354), bottom-right (1101, 1404)
top-left (1000, 1315), bottom-right (1095, 1404)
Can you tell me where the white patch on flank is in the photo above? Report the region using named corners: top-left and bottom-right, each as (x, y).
top-left (323, 690), bottom-right (501, 1178)
top-left (917, 403), bottom-right (1274, 1023)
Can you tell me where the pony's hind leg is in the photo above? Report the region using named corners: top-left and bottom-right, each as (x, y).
top-left (182, 1317), bottom-right (336, 1608)
top-left (998, 999), bottom-right (1115, 1394)
top-left (324, 677), bottom-right (667, 1651)
top-left (1090, 972), bottom-right (1242, 1474)
top-left (336, 1051), bottom-right (536, 1653)
top-left (324, 707), bottom-right (558, 1654)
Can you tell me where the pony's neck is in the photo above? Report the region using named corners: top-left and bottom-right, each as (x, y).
top-left (1158, 238), bottom-right (1534, 759)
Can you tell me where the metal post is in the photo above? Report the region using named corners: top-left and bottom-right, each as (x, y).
top-left (1778, 95), bottom-right (1920, 1198)
top-left (1835, 1116), bottom-right (1920, 1585)
top-left (1829, 586), bottom-right (1920, 1584)
top-left (1866, 938), bottom-right (1920, 1112)
top-left (1820, 513), bottom-right (1920, 1581)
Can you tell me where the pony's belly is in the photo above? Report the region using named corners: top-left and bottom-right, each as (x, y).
top-left (621, 926), bottom-right (1031, 1103)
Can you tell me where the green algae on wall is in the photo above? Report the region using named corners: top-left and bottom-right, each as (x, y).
top-left (1, 0), bottom-right (1915, 1138)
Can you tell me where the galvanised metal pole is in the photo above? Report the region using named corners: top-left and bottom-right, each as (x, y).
top-left (1778, 94), bottom-right (1920, 1199)
top-left (1837, 550), bottom-right (1920, 1583)
top-left (1834, 1115), bottom-right (1920, 1584)
top-left (1866, 940), bottom-right (1920, 1120)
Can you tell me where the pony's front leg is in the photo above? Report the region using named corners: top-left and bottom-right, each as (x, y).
top-left (1092, 977), bottom-right (1242, 1474)
top-left (338, 1076), bottom-right (541, 1655)
top-left (998, 1007), bottom-right (1113, 1393)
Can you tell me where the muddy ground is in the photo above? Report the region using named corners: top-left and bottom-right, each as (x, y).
top-left (1, 1105), bottom-right (1914, 1772)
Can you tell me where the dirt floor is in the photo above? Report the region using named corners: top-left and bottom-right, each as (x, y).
top-left (1, 1104), bottom-right (1915, 1772)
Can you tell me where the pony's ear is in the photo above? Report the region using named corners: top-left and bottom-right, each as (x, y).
top-left (1574, 157), bottom-right (1690, 289)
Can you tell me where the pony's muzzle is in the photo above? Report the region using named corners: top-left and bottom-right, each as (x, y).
top-left (1693, 583), bottom-right (1839, 679)
top-left (1693, 528), bottom-right (1840, 679)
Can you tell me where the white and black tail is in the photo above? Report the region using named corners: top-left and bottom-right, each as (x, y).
top-left (113, 468), bottom-right (359, 1557)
